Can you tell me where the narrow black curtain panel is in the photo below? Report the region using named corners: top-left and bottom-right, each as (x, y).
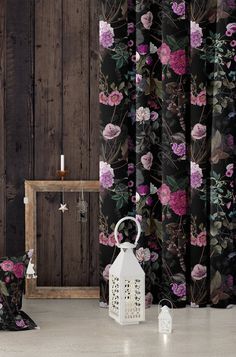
top-left (99, 0), bottom-right (236, 308)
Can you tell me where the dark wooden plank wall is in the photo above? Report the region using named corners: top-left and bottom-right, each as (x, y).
top-left (0, 0), bottom-right (99, 287)
top-left (0, 0), bottom-right (6, 257)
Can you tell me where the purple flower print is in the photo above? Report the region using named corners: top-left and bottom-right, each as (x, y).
top-left (172, 2), bottom-right (185, 16)
top-left (171, 283), bottom-right (186, 297)
top-left (171, 143), bottom-right (186, 157)
top-left (137, 44), bottom-right (149, 55)
top-left (100, 161), bottom-right (114, 189)
top-left (191, 162), bottom-right (203, 189)
top-left (191, 21), bottom-right (203, 48)
top-left (99, 21), bottom-right (114, 49)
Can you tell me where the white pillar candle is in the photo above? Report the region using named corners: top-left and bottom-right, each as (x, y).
top-left (60, 155), bottom-right (65, 171)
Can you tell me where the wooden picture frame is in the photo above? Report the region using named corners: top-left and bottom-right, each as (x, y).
top-left (25, 180), bottom-right (100, 298)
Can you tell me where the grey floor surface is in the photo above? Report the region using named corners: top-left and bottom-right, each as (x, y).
top-left (0, 299), bottom-right (235, 357)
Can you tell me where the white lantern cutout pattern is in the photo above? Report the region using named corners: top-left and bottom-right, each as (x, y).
top-left (158, 299), bottom-right (173, 334)
top-left (109, 216), bottom-right (145, 325)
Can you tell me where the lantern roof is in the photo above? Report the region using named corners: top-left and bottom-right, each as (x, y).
top-left (109, 248), bottom-right (144, 277)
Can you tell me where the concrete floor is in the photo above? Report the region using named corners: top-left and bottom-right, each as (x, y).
top-left (0, 300), bottom-right (235, 357)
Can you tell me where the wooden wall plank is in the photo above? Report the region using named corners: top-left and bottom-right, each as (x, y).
top-left (0, 0), bottom-right (6, 256)
top-left (34, 0), bottom-right (62, 286)
top-left (62, 0), bottom-right (90, 286)
top-left (5, 0), bottom-right (34, 256)
top-left (89, 0), bottom-right (99, 286)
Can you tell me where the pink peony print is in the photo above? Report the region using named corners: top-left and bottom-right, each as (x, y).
top-left (99, 92), bottom-right (108, 105)
top-left (191, 235), bottom-right (198, 246)
top-left (108, 91), bottom-right (123, 106)
top-left (0, 260), bottom-right (14, 272)
top-left (171, 143), bottom-right (186, 157)
top-left (196, 90), bottom-right (206, 106)
top-left (141, 11), bottom-right (153, 30)
top-left (157, 184), bottom-right (171, 205)
top-left (13, 263), bottom-right (24, 279)
top-left (102, 123), bottom-right (121, 140)
top-left (169, 49), bottom-right (187, 75)
top-left (191, 21), bottom-right (203, 48)
top-left (99, 21), bottom-right (114, 49)
top-left (128, 163), bottom-right (135, 176)
top-left (136, 106), bottom-right (150, 122)
top-left (191, 123), bottom-right (206, 140)
top-left (157, 43), bottom-right (171, 65)
top-left (102, 264), bottom-right (111, 281)
top-left (172, 2), bottom-right (185, 16)
top-left (141, 152), bottom-right (153, 170)
top-left (171, 283), bottom-right (186, 297)
top-left (191, 264), bottom-right (207, 280)
top-left (226, 163), bottom-right (233, 177)
top-left (196, 231), bottom-right (207, 247)
top-left (169, 190), bottom-right (187, 216)
top-left (100, 161), bottom-right (114, 189)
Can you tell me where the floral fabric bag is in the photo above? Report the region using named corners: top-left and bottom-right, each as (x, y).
top-left (0, 250), bottom-right (37, 331)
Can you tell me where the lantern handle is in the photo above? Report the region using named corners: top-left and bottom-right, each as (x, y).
top-left (158, 299), bottom-right (173, 316)
top-left (114, 216), bottom-right (141, 248)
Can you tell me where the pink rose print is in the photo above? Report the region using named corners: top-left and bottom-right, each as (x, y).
top-left (99, 232), bottom-right (109, 245)
top-left (196, 231), bottom-right (207, 247)
top-left (191, 264), bottom-right (207, 280)
top-left (196, 90), bottom-right (206, 106)
top-left (136, 106), bottom-right (150, 122)
top-left (157, 43), bottom-right (171, 65)
top-left (108, 91), bottom-right (123, 106)
top-left (169, 49), bottom-right (187, 75)
top-left (157, 184), bottom-right (171, 205)
top-left (141, 11), bottom-right (153, 30)
top-left (99, 92), bottom-right (108, 105)
top-left (169, 190), bottom-right (187, 216)
top-left (136, 247), bottom-right (151, 262)
top-left (141, 151), bottom-right (153, 170)
top-left (107, 232), bottom-right (123, 247)
top-left (0, 260), bottom-right (14, 272)
top-left (191, 123), bottom-right (207, 140)
top-left (13, 263), bottom-right (24, 279)
top-left (102, 123), bottom-right (121, 140)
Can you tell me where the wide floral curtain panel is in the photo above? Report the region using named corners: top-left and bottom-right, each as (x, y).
top-left (99, 0), bottom-right (236, 308)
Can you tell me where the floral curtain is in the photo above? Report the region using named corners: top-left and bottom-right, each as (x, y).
top-left (99, 0), bottom-right (236, 308)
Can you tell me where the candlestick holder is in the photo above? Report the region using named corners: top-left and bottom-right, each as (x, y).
top-left (56, 170), bottom-right (69, 180)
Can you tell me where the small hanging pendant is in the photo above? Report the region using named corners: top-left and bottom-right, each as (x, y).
top-left (77, 185), bottom-right (88, 222)
top-left (26, 259), bottom-right (37, 279)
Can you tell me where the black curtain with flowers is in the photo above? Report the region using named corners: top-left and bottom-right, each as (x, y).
top-left (99, 0), bottom-right (236, 308)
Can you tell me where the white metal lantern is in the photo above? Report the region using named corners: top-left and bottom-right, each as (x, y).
top-left (109, 216), bottom-right (145, 325)
top-left (158, 300), bottom-right (173, 334)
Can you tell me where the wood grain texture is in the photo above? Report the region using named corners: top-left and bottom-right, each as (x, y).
top-left (25, 180), bottom-right (99, 297)
top-left (34, 0), bottom-right (62, 285)
top-left (0, 0), bottom-right (6, 256)
top-left (62, 0), bottom-right (91, 286)
top-left (89, 0), bottom-right (99, 286)
top-left (5, 0), bottom-right (34, 255)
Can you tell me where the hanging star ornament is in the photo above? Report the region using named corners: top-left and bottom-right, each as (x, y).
top-left (58, 203), bottom-right (68, 213)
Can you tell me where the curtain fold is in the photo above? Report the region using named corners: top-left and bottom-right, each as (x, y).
top-left (99, 0), bottom-right (236, 308)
